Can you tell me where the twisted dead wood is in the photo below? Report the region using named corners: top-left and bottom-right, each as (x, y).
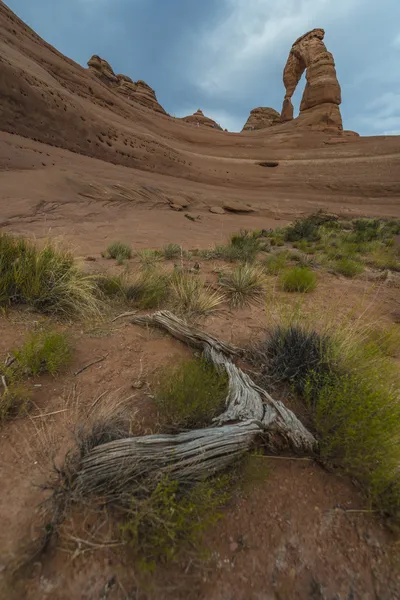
top-left (69, 311), bottom-right (316, 502)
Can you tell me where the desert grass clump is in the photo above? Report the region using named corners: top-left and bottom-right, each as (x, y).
top-left (95, 274), bottom-right (126, 299)
top-left (121, 473), bottom-right (231, 570)
top-left (154, 358), bottom-right (228, 430)
top-left (305, 371), bottom-right (400, 517)
top-left (136, 249), bottom-right (163, 269)
top-left (333, 257), bottom-right (364, 278)
top-left (219, 264), bottom-right (267, 308)
top-left (0, 233), bottom-right (101, 318)
top-left (12, 329), bottom-right (72, 377)
top-left (170, 271), bottom-right (225, 316)
top-left (226, 231), bottom-right (263, 263)
top-left (280, 266), bottom-right (317, 293)
top-left (284, 211), bottom-right (337, 243)
top-left (126, 269), bottom-right (170, 309)
top-left (265, 251), bottom-right (288, 275)
top-left (162, 243), bottom-right (182, 260)
top-left (105, 241), bottom-right (132, 261)
top-left (0, 376), bottom-right (30, 422)
top-left (252, 325), bottom-right (336, 395)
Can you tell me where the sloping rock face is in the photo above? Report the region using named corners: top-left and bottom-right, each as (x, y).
top-left (281, 29), bottom-right (342, 132)
top-left (242, 107), bottom-right (281, 131)
top-left (181, 109), bottom-right (223, 130)
top-left (88, 55), bottom-right (166, 114)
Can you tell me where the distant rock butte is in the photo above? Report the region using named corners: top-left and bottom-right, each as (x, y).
top-left (181, 110), bottom-right (223, 130)
top-left (281, 28), bottom-right (343, 132)
top-left (242, 107), bottom-right (281, 131)
top-left (87, 55), bottom-right (166, 114)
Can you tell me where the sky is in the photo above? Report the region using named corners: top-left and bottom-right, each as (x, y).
top-left (5, 0), bottom-right (400, 134)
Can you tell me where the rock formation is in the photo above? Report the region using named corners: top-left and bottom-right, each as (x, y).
top-left (87, 55), bottom-right (166, 114)
top-left (181, 109), bottom-right (223, 130)
top-left (281, 29), bottom-right (342, 131)
top-left (242, 107), bottom-right (281, 131)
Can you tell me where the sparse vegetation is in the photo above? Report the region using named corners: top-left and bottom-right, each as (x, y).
top-left (121, 473), bottom-right (232, 571)
top-left (0, 376), bottom-right (30, 422)
top-left (170, 271), bottom-right (225, 316)
top-left (105, 241), bottom-right (132, 261)
top-left (162, 243), bottom-right (182, 260)
top-left (126, 269), bottom-right (170, 309)
top-left (0, 233), bottom-right (101, 318)
top-left (333, 257), bottom-right (364, 278)
top-left (12, 329), bottom-right (72, 377)
top-left (219, 264), bottom-right (267, 308)
top-left (265, 251), bottom-right (288, 275)
top-left (136, 249), bottom-right (163, 269)
top-left (252, 313), bottom-right (400, 519)
top-left (154, 358), bottom-right (228, 430)
top-left (280, 266), bottom-right (317, 292)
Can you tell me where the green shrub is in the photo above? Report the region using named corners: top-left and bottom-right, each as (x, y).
top-left (306, 373), bottom-right (400, 516)
top-left (333, 257), bottom-right (364, 278)
top-left (126, 269), bottom-right (170, 309)
top-left (369, 248), bottom-right (400, 272)
top-left (13, 329), bottom-right (72, 377)
top-left (0, 234), bottom-right (101, 318)
top-left (106, 241), bottom-right (132, 261)
top-left (136, 249), bottom-right (163, 269)
top-left (280, 266), bottom-right (317, 292)
top-left (154, 359), bottom-right (228, 430)
top-left (265, 252), bottom-right (288, 275)
top-left (219, 264), bottom-right (267, 308)
top-left (170, 271), bottom-right (225, 316)
top-left (121, 473), bottom-right (231, 570)
top-left (284, 212), bottom-right (336, 243)
top-left (95, 274), bottom-right (125, 298)
top-left (0, 377), bottom-right (30, 422)
top-left (162, 243), bottom-right (182, 260)
top-left (227, 231), bottom-right (263, 263)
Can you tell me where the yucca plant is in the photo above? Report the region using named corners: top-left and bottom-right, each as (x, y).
top-left (170, 271), bottom-right (225, 316)
top-left (219, 264), bottom-right (267, 308)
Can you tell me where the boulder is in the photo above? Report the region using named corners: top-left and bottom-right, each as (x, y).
top-left (242, 107), bottom-right (281, 131)
top-left (181, 109), bottom-right (223, 130)
top-left (87, 56), bottom-right (166, 114)
top-left (223, 201), bottom-right (256, 214)
top-left (280, 29), bottom-right (343, 132)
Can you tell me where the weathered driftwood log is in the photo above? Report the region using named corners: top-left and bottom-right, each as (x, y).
top-left (67, 311), bottom-right (316, 503)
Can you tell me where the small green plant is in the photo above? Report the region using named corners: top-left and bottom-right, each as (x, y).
top-left (333, 257), bottom-right (364, 278)
top-left (136, 249), bottom-right (163, 269)
top-left (154, 358), bottom-right (228, 430)
top-left (0, 376), bottom-right (30, 422)
top-left (284, 211), bottom-right (336, 243)
top-left (12, 330), bottom-right (72, 377)
top-left (170, 271), bottom-right (225, 316)
top-left (226, 231), bottom-right (263, 263)
top-left (0, 234), bottom-right (101, 318)
top-left (121, 473), bottom-right (231, 570)
top-left (126, 269), bottom-right (170, 309)
top-left (280, 266), bottom-right (317, 292)
top-left (265, 252), bottom-right (288, 275)
top-left (105, 241), bottom-right (132, 261)
top-left (162, 243), bottom-right (182, 260)
top-left (219, 264), bottom-right (267, 308)
top-left (305, 372), bottom-right (400, 516)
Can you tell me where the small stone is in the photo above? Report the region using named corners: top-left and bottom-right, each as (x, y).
top-left (170, 203), bottom-right (183, 211)
top-left (223, 201), bottom-right (256, 213)
top-left (229, 542), bottom-right (239, 552)
top-left (85, 256), bottom-right (96, 262)
top-left (209, 206), bottom-right (225, 214)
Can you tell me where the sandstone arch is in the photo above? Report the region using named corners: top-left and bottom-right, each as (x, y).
top-left (281, 28), bottom-right (343, 131)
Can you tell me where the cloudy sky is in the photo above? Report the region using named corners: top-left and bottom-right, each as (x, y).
top-left (5, 0), bottom-right (400, 134)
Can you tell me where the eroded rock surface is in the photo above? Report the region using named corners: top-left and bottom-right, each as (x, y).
top-left (281, 29), bottom-right (342, 131)
top-left (242, 107), bottom-right (281, 131)
top-left (181, 109), bottom-right (223, 130)
top-left (88, 55), bottom-right (166, 114)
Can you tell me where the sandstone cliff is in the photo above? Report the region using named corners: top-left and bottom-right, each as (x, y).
top-left (242, 107), bottom-right (281, 131)
top-left (87, 55), bottom-right (166, 114)
top-left (281, 28), bottom-right (342, 132)
top-left (181, 109), bottom-right (223, 130)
